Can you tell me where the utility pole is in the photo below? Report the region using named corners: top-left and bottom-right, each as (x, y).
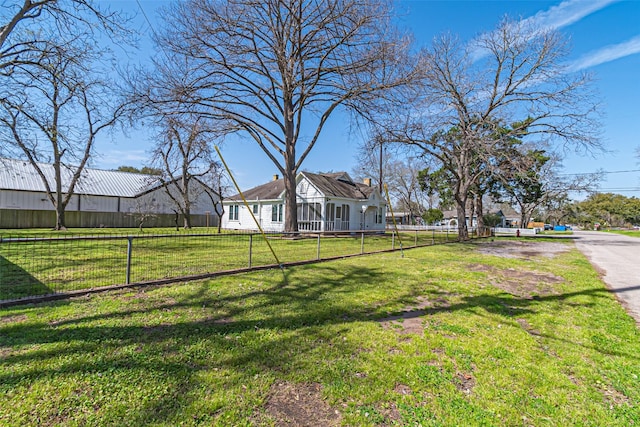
top-left (378, 136), bottom-right (383, 193)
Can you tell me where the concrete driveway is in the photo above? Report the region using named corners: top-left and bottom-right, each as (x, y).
top-left (573, 230), bottom-right (640, 325)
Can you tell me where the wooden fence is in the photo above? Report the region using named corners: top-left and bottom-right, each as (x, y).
top-left (0, 209), bottom-right (219, 229)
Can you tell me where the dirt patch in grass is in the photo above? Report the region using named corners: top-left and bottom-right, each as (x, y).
top-left (0, 314), bottom-right (27, 324)
top-left (475, 240), bottom-right (570, 259)
top-left (263, 381), bottom-right (342, 426)
top-left (454, 372), bottom-right (476, 395)
top-left (468, 264), bottom-right (564, 299)
top-left (599, 384), bottom-right (631, 408)
top-left (377, 296), bottom-right (432, 334)
top-left (394, 383), bottom-right (413, 395)
top-left (516, 318), bottom-right (542, 336)
top-left (376, 402), bottom-right (403, 426)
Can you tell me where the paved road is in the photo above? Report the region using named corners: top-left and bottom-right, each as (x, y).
top-left (573, 230), bottom-right (640, 325)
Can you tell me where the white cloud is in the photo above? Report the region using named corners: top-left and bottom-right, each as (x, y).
top-left (521, 0), bottom-right (620, 32)
top-left (568, 35), bottom-right (640, 71)
top-left (95, 150), bottom-right (149, 169)
top-left (470, 0), bottom-right (619, 62)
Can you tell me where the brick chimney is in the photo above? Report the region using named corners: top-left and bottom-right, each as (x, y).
top-left (363, 178), bottom-right (372, 187)
top-left (273, 174), bottom-right (279, 181)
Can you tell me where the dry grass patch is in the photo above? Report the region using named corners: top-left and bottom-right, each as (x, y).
top-left (262, 381), bottom-right (342, 426)
top-left (475, 239), bottom-right (570, 259)
top-left (468, 263), bottom-right (564, 299)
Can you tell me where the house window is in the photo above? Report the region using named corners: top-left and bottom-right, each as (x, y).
top-left (271, 204), bottom-right (283, 222)
top-left (297, 202), bottom-right (322, 221)
top-left (341, 204), bottom-right (350, 221)
top-left (297, 202), bottom-right (322, 230)
top-left (229, 204), bottom-right (239, 221)
top-left (252, 204), bottom-right (259, 214)
top-left (376, 206), bottom-right (383, 224)
top-left (326, 203), bottom-right (335, 221)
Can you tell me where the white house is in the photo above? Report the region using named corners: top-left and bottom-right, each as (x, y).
top-left (441, 205), bottom-right (521, 229)
top-left (221, 171), bottom-right (386, 232)
top-left (0, 158), bottom-right (219, 228)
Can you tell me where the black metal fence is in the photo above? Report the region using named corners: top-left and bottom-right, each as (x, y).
top-left (0, 228), bottom-right (484, 304)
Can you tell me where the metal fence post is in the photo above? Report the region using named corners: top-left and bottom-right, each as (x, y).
top-left (432, 229), bottom-right (435, 244)
top-left (392, 231), bottom-right (395, 250)
top-left (317, 233), bottom-right (321, 260)
top-left (446, 228), bottom-right (449, 242)
top-left (360, 232), bottom-right (365, 254)
top-left (126, 236), bottom-right (133, 285)
top-left (249, 234), bottom-right (253, 267)
top-left (414, 229), bottom-right (418, 247)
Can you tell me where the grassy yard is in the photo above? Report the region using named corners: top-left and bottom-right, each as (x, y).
top-left (607, 230), bottom-right (640, 238)
top-left (0, 228), bottom-right (457, 301)
top-left (1, 239), bottom-right (639, 426)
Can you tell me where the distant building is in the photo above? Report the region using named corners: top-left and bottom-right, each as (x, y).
top-left (441, 204), bottom-right (520, 229)
top-left (221, 172), bottom-right (385, 232)
top-left (0, 158), bottom-right (219, 228)
top-left (385, 211), bottom-right (423, 225)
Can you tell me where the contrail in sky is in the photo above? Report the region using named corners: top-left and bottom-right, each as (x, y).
top-left (521, 0), bottom-right (620, 32)
top-left (470, 0), bottom-right (620, 62)
top-left (568, 35), bottom-right (640, 71)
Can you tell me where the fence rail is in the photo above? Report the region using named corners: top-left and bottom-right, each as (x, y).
top-left (0, 228), bottom-right (488, 304)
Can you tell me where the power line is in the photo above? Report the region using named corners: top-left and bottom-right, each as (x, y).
top-left (559, 169), bottom-right (640, 176)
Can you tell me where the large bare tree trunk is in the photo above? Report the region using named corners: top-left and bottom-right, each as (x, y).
top-left (55, 209), bottom-right (66, 231)
top-left (455, 197), bottom-right (469, 240)
top-left (54, 159), bottom-right (66, 230)
top-left (283, 156), bottom-right (298, 234)
top-left (283, 100), bottom-right (298, 233)
top-left (476, 194), bottom-right (485, 235)
top-left (183, 209), bottom-right (192, 228)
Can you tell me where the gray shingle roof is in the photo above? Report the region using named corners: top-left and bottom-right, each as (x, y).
top-left (226, 171), bottom-right (375, 201)
top-left (0, 158), bottom-right (159, 197)
top-left (302, 172), bottom-right (374, 199)
top-left (227, 177), bottom-right (285, 201)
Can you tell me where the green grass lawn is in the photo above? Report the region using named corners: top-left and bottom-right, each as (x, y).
top-left (607, 230), bottom-right (640, 238)
top-left (1, 240), bottom-right (638, 426)
top-left (0, 228), bottom-right (457, 301)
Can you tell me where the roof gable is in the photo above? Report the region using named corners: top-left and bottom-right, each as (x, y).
top-left (226, 171), bottom-right (378, 202)
top-left (302, 172), bottom-right (374, 200)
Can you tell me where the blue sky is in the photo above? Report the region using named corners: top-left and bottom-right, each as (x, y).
top-left (96, 0), bottom-right (640, 198)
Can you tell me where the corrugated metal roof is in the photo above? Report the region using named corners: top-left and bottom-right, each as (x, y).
top-left (0, 158), bottom-right (160, 197)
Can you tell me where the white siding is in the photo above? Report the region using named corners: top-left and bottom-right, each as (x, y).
top-left (221, 201), bottom-right (285, 232)
top-left (220, 175), bottom-right (386, 232)
top-left (1, 159), bottom-right (219, 216)
top-left (119, 181), bottom-right (217, 215)
top-left (0, 190), bottom-right (50, 210)
top-left (297, 178), bottom-right (322, 199)
top-left (79, 195), bottom-right (118, 212)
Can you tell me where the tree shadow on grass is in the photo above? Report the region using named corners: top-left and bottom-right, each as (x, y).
top-left (0, 255), bottom-right (51, 301)
top-left (0, 262), bottom-right (638, 425)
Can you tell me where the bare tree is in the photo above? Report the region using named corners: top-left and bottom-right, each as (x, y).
top-left (380, 18), bottom-right (601, 239)
top-left (1, 0), bottom-right (132, 78)
top-left (201, 165), bottom-right (230, 233)
top-left (385, 158), bottom-right (431, 220)
top-left (0, 38), bottom-right (125, 229)
top-left (351, 136), bottom-right (392, 194)
top-left (137, 0), bottom-right (421, 233)
top-left (151, 115), bottom-right (224, 229)
top-left (128, 197), bottom-right (159, 232)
